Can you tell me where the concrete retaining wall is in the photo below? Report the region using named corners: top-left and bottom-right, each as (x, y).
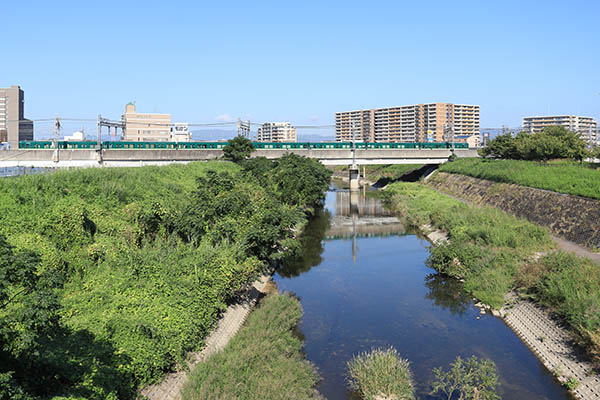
top-left (427, 172), bottom-right (600, 249)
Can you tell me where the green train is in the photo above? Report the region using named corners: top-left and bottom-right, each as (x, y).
top-left (19, 141), bottom-right (469, 150)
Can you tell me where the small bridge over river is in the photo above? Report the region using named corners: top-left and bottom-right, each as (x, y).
top-left (0, 148), bottom-right (478, 168)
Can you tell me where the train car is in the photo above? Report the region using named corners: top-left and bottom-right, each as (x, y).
top-left (64, 141), bottom-right (97, 149)
top-left (19, 141), bottom-right (54, 149)
top-left (103, 141), bottom-right (178, 149)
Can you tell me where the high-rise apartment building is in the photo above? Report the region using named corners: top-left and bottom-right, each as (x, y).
top-left (522, 115), bottom-right (598, 145)
top-left (121, 103), bottom-right (171, 142)
top-left (0, 85), bottom-right (34, 148)
top-left (335, 103), bottom-right (480, 143)
top-left (257, 122), bottom-right (297, 142)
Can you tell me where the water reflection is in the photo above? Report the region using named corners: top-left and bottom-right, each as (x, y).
top-left (277, 206), bottom-right (331, 278)
top-left (328, 183), bottom-right (406, 263)
top-left (424, 273), bottom-right (472, 316)
top-left (274, 182), bottom-right (571, 400)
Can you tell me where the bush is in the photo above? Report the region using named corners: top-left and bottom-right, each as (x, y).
top-left (480, 126), bottom-right (589, 162)
top-left (430, 356), bottom-right (500, 400)
top-left (346, 347), bottom-right (415, 400)
top-left (0, 158), bottom-right (331, 398)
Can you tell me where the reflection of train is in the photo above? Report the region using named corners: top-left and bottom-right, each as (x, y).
top-left (18, 141), bottom-right (469, 150)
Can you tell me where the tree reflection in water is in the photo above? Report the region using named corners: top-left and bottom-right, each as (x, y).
top-left (424, 273), bottom-right (472, 316)
top-left (277, 207), bottom-right (331, 278)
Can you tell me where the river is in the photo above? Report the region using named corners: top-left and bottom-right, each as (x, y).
top-left (274, 181), bottom-right (571, 399)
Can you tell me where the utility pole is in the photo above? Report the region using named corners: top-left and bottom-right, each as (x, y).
top-left (97, 114), bottom-right (103, 165)
top-left (52, 115), bottom-right (60, 163)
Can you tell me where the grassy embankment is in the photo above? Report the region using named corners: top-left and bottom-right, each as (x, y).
top-left (332, 164), bottom-right (424, 183)
top-left (0, 156), bottom-right (330, 399)
top-left (384, 182), bottom-right (600, 362)
top-left (182, 294), bottom-right (320, 400)
top-left (439, 158), bottom-right (600, 200)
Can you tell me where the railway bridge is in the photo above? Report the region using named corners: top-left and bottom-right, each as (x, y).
top-left (0, 148), bottom-right (478, 168)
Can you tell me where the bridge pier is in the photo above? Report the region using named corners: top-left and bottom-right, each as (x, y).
top-left (349, 163), bottom-right (360, 191)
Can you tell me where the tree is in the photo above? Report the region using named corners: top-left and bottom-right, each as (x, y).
top-left (430, 356), bottom-right (500, 400)
top-left (479, 132), bottom-right (517, 159)
top-left (480, 126), bottom-right (590, 162)
top-left (222, 135), bottom-right (255, 163)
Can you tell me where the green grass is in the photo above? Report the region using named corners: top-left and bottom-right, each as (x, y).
top-left (346, 347), bottom-right (415, 400)
top-left (533, 252), bottom-right (600, 358)
top-left (384, 182), bottom-right (553, 308)
top-left (385, 182), bottom-right (600, 363)
top-left (439, 158), bottom-right (600, 199)
top-left (181, 294), bottom-right (320, 400)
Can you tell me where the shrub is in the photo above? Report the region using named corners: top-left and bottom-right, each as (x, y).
top-left (430, 356), bottom-right (500, 400)
top-left (346, 347), bottom-right (416, 400)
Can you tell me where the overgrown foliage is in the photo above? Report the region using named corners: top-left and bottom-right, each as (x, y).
top-left (383, 182), bottom-right (552, 308)
top-left (346, 347), bottom-right (416, 400)
top-left (0, 157), bottom-right (331, 398)
top-left (181, 294), bottom-right (320, 400)
top-left (222, 135), bottom-right (255, 163)
top-left (384, 182), bottom-right (600, 362)
top-left (438, 158), bottom-right (600, 200)
top-left (479, 126), bottom-right (589, 162)
top-left (430, 356), bottom-right (500, 400)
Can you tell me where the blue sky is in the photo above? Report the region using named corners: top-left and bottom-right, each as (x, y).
top-left (2, 0), bottom-right (599, 138)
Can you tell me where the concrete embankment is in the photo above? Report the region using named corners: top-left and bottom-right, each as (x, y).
top-left (427, 172), bottom-right (600, 251)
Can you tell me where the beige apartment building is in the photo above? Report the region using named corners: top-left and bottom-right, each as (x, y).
top-left (0, 85), bottom-right (34, 148)
top-left (523, 115), bottom-right (598, 144)
top-left (257, 122), bottom-right (297, 142)
top-left (121, 103), bottom-right (171, 142)
top-left (335, 103), bottom-right (480, 143)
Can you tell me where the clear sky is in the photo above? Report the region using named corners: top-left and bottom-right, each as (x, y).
top-left (2, 0), bottom-right (599, 138)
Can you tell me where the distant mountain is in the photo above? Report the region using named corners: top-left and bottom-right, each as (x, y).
top-left (191, 129), bottom-right (238, 141)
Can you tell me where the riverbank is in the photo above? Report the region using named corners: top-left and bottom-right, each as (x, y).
top-left (0, 156), bottom-right (331, 399)
top-left (181, 292), bottom-right (321, 400)
top-left (384, 182), bottom-right (600, 398)
top-left (427, 171), bottom-right (600, 250)
top-left (142, 275), bottom-right (271, 400)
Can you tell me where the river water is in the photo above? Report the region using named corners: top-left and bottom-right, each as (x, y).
top-left (274, 182), bottom-right (571, 400)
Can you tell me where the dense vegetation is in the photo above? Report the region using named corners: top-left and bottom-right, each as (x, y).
top-left (346, 347), bottom-right (415, 400)
top-left (439, 158), bottom-right (600, 200)
top-left (182, 294), bottom-right (320, 400)
top-left (479, 126), bottom-right (594, 162)
top-left (0, 156), bottom-right (331, 399)
top-left (384, 183), bottom-right (600, 363)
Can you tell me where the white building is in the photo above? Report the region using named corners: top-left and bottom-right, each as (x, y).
top-left (523, 115), bottom-right (598, 145)
top-left (170, 123), bottom-right (191, 142)
top-left (257, 122), bottom-right (297, 142)
top-left (64, 130), bottom-right (86, 141)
